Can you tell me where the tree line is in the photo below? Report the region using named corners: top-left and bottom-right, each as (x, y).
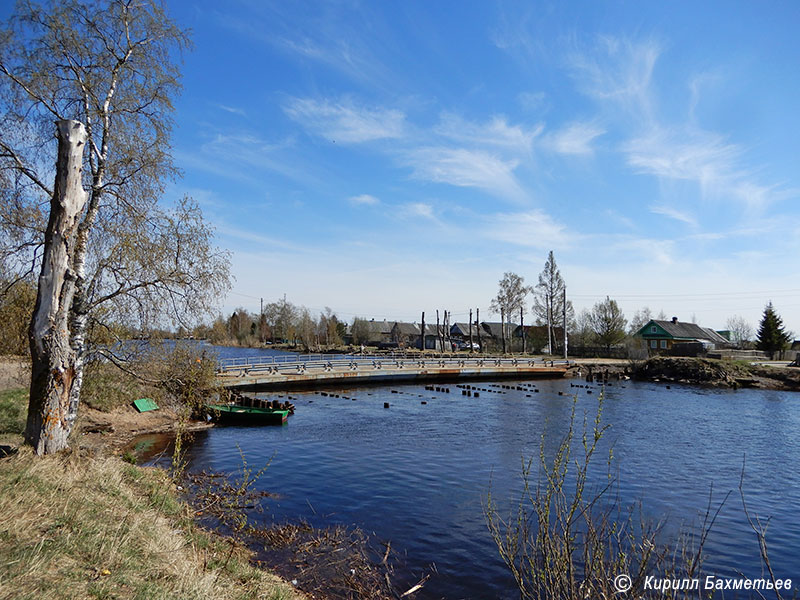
top-left (488, 252), bottom-right (793, 359)
top-left (194, 300), bottom-right (347, 352)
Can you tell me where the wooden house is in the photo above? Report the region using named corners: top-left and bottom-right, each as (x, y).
top-left (635, 318), bottom-right (729, 354)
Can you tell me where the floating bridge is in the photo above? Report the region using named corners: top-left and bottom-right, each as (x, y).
top-left (217, 354), bottom-right (570, 391)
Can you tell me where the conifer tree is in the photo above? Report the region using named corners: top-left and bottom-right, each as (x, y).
top-left (756, 302), bottom-right (791, 360)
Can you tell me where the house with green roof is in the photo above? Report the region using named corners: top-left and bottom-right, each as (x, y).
top-left (635, 317), bottom-right (730, 354)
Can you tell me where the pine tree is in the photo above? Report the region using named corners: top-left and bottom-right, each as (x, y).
top-left (756, 302), bottom-right (791, 360)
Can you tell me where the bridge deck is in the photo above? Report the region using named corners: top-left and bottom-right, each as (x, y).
top-left (218, 355), bottom-right (570, 391)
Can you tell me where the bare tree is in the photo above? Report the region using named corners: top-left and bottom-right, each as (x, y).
top-left (296, 308), bottom-right (317, 352)
top-left (264, 296), bottom-right (297, 343)
top-left (532, 252), bottom-right (574, 353)
top-left (490, 272), bottom-right (530, 354)
top-left (0, 1), bottom-right (230, 454)
top-left (589, 296), bottom-right (627, 352)
top-left (628, 306), bottom-right (653, 335)
top-left (725, 315), bottom-right (753, 348)
top-left (318, 306), bottom-right (342, 347)
top-left (569, 308), bottom-right (595, 351)
top-left (351, 317), bottom-right (371, 346)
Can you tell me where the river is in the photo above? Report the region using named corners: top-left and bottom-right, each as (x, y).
top-left (176, 345), bottom-right (800, 598)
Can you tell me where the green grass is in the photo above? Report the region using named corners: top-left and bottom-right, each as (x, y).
top-left (0, 387), bottom-right (28, 445)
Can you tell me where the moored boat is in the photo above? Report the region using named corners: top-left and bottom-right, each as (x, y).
top-left (208, 404), bottom-right (289, 425)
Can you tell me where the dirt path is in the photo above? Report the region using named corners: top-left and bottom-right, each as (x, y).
top-left (76, 404), bottom-right (214, 455)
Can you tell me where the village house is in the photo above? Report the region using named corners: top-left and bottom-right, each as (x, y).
top-left (635, 317), bottom-right (729, 354)
top-left (513, 324), bottom-right (566, 353)
top-left (387, 321), bottom-right (452, 350)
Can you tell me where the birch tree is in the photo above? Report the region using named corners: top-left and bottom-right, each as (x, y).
top-left (725, 315), bottom-right (753, 347)
top-left (490, 272), bottom-right (530, 354)
top-left (532, 251), bottom-right (574, 352)
top-left (0, 0), bottom-right (230, 454)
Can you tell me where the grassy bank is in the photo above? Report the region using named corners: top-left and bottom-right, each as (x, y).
top-left (0, 388), bottom-right (306, 600)
top-left (0, 448), bottom-right (306, 600)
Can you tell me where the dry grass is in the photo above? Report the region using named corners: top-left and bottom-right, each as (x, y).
top-left (0, 357), bottom-right (29, 393)
top-left (0, 449), bottom-right (307, 600)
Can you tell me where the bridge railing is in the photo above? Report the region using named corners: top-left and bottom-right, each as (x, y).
top-left (218, 355), bottom-right (571, 376)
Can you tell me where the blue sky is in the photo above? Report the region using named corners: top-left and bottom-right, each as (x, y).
top-left (163, 1), bottom-right (800, 332)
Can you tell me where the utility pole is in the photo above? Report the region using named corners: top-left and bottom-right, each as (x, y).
top-left (420, 311), bottom-right (425, 352)
top-left (546, 293), bottom-right (552, 355)
top-left (445, 310), bottom-right (451, 351)
top-left (436, 310), bottom-right (441, 352)
top-left (476, 308), bottom-right (482, 353)
top-left (501, 307), bottom-right (506, 354)
top-left (469, 309), bottom-right (474, 353)
top-left (563, 287), bottom-right (568, 359)
top-left (520, 306), bottom-right (525, 354)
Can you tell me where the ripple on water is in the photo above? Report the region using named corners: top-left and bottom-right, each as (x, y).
top-left (181, 380), bottom-right (800, 599)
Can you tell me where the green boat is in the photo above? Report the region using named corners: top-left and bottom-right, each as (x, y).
top-left (208, 404), bottom-right (289, 425)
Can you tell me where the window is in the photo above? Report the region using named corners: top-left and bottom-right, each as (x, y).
top-left (650, 340), bottom-right (657, 348)
top-left (651, 326), bottom-right (657, 333)
top-left (660, 340), bottom-right (667, 349)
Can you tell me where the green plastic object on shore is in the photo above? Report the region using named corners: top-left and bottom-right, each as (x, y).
top-left (133, 398), bottom-right (159, 413)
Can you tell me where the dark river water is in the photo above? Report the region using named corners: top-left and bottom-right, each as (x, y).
top-left (173, 346), bottom-right (800, 599)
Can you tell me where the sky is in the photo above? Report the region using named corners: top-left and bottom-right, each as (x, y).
top-left (161, 1), bottom-right (800, 333)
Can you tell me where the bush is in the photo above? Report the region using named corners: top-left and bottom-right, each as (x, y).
top-left (143, 341), bottom-right (220, 414)
top-left (485, 395), bottom-right (713, 599)
top-left (81, 360), bottom-right (154, 412)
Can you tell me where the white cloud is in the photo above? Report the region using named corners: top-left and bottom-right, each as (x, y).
top-left (216, 224), bottom-right (306, 252)
top-left (484, 210), bottom-right (571, 249)
top-left (545, 122), bottom-right (605, 155)
top-left (180, 132), bottom-right (316, 187)
top-left (435, 113), bottom-right (541, 155)
top-left (405, 147), bottom-right (527, 202)
top-left (216, 104), bottom-right (247, 117)
top-left (649, 204), bottom-right (698, 228)
top-left (608, 236), bottom-right (675, 266)
top-left (401, 202), bottom-right (435, 219)
top-left (568, 36), bottom-right (660, 114)
top-left (284, 97), bottom-right (406, 143)
top-left (349, 194), bottom-right (380, 206)
top-left (625, 127), bottom-right (780, 212)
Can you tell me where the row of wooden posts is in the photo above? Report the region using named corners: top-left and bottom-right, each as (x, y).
top-left (420, 292), bottom-right (569, 357)
top-left (421, 308), bottom-right (484, 352)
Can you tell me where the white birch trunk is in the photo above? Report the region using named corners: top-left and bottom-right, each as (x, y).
top-left (26, 120), bottom-right (88, 455)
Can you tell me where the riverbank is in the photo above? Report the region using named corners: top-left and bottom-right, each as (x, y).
top-left (0, 370), bottom-right (309, 600)
top-left (569, 356), bottom-right (800, 391)
top-left (1, 364), bottom-right (403, 599)
top-left (0, 447), bottom-right (308, 600)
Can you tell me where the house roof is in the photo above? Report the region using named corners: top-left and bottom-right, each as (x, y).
top-left (367, 320), bottom-right (393, 335)
top-left (392, 321), bottom-right (421, 336)
top-left (480, 321), bottom-right (518, 338)
top-left (421, 324), bottom-right (442, 336)
top-left (450, 322), bottom-right (475, 336)
top-left (638, 319), bottom-right (729, 344)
